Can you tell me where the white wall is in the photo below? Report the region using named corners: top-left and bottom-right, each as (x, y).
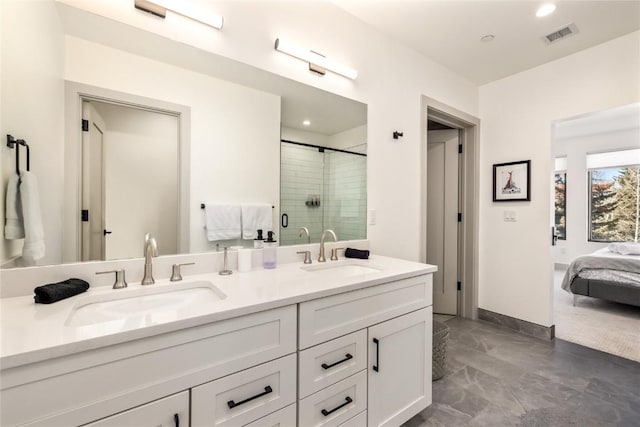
top-left (327, 125), bottom-right (367, 153)
top-left (552, 103), bottom-right (640, 265)
top-left (0, 0), bottom-right (65, 266)
top-left (479, 31), bottom-right (640, 327)
top-left (57, 0), bottom-right (479, 263)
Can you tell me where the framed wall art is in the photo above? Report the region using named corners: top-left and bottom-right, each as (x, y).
top-left (493, 160), bottom-right (531, 202)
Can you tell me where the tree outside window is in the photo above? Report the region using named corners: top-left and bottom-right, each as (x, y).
top-left (589, 166), bottom-right (640, 242)
top-left (554, 172), bottom-right (566, 240)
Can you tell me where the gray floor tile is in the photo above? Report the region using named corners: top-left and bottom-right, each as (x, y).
top-left (403, 315), bottom-right (640, 426)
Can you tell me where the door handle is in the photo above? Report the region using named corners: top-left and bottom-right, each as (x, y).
top-left (103, 229), bottom-right (112, 236)
top-left (227, 386), bottom-right (273, 409)
top-left (321, 353), bottom-right (353, 370)
top-left (372, 338), bottom-right (380, 372)
top-left (321, 396), bottom-right (352, 416)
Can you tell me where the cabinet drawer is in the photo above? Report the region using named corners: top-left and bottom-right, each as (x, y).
top-left (298, 370), bottom-right (367, 427)
top-left (299, 330), bottom-right (367, 398)
top-left (192, 354), bottom-right (296, 427)
top-left (299, 274), bottom-right (432, 349)
top-left (243, 403), bottom-right (296, 427)
top-left (83, 391), bottom-right (189, 427)
top-left (338, 410), bottom-right (366, 427)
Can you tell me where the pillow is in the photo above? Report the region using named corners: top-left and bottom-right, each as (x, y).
top-left (608, 242), bottom-right (640, 255)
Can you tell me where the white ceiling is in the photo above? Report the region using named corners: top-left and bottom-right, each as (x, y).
top-left (334, 0), bottom-right (640, 85)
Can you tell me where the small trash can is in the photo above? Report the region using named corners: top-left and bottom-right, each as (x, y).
top-left (432, 320), bottom-right (450, 381)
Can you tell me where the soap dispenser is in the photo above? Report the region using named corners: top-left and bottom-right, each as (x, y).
top-left (263, 231), bottom-right (277, 269)
top-left (254, 229), bottom-right (264, 249)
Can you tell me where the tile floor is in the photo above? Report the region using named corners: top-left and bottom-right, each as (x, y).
top-left (403, 316), bottom-right (640, 426)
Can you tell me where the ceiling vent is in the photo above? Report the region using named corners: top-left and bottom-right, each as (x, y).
top-left (544, 23), bottom-right (579, 45)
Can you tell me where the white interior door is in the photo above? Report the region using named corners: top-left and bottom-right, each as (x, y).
top-left (81, 102), bottom-right (106, 261)
top-left (427, 129), bottom-right (459, 315)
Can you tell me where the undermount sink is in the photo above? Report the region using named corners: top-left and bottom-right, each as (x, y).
top-left (66, 281), bottom-right (226, 327)
top-left (301, 261), bottom-right (382, 278)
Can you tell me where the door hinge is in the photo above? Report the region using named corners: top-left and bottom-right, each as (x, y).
top-left (81, 209), bottom-right (89, 222)
top-left (458, 213), bottom-right (462, 222)
top-left (82, 119), bottom-right (89, 132)
top-left (457, 281), bottom-right (461, 291)
top-left (458, 143), bottom-right (463, 154)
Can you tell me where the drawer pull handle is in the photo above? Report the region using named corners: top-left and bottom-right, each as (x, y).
top-left (227, 385), bottom-right (273, 409)
top-left (373, 338), bottom-right (380, 372)
top-left (174, 413), bottom-right (180, 427)
top-left (321, 353), bottom-right (353, 370)
top-left (321, 396), bottom-right (353, 416)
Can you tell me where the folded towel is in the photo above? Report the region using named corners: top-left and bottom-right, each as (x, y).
top-left (609, 242), bottom-right (640, 256)
top-left (204, 203), bottom-right (241, 241)
top-left (34, 278), bottom-right (90, 304)
top-left (19, 171), bottom-right (45, 261)
top-left (345, 248), bottom-right (370, 259)
top-left (4, 174), bottom-right (24, 239)
top-left (241, 204), bottom-right (272, 239)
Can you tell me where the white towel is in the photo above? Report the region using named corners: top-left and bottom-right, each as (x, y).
top-left (241, 203), bottom-right (272, 239)
top-left (19, 171), bottom-right (45, 261)
top-left (4, 173), bottom-right (24, 239)
top-left (204, 203), bottom-right (241, 241)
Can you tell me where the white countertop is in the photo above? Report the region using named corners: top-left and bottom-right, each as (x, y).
top-left (0, 256), bottom-right (436, 369)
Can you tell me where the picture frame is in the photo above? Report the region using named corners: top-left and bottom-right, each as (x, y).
top-left (493, 160), bottom-right (531, 202)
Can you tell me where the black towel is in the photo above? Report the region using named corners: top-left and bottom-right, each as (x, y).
top-left (345, 248), bottom-right (370, 259)
top-left (34, 278), bottom-right (90, 304)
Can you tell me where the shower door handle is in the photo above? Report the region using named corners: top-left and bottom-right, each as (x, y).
top-left (281, 213), bottom-right (288, 228)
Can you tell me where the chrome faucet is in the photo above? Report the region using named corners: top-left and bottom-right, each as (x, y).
top-left (318, 229), bottom-right (337, 262)
top-left (299, 227), bottom-right (310, 244)
top-left (141, 233), bottom-right (158, 285)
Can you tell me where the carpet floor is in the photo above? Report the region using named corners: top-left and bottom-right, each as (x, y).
top-left (554, 267), bottom-right (640, 363)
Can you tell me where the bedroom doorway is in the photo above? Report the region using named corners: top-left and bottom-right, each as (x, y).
top-left (422, 96), bottom-right (480, 320)
top-left (551, 104), bottom-right (640, 362)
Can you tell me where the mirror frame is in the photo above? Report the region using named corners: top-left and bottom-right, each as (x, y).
top-left (63, 81), bottom-right (191, 263)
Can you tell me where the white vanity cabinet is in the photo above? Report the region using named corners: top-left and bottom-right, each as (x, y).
top-left (1, 305), bottom-right (297, 426)
top-left (297, 274), bottom-right (433, 427)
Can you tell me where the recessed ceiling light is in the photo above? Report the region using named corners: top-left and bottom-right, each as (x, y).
top-left (536, 3), bottom-right (556, 17)
top-left (480, 34), bottom-right (495, 42)
top-left (303, 120), bottom-right (311, 126)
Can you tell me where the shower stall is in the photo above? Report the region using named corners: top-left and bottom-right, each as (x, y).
top-left (280, 141), bottom-right (367, 246)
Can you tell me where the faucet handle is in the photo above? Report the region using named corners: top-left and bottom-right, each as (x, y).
top-left (330, 248), bottom-right (344, 261)
top-left (96, 269), bottom-right (128, 289)
top-left (171, 262), bottom-right (195, 282)
top-left (297, 251), bottom-right (312, 264)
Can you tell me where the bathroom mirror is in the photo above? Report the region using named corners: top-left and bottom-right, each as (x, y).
top-left (1, 1), bottom-right (367, 268)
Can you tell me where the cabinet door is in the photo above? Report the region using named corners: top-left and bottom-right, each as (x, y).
top-left (367, 308), bottom-right (432, 427)
top-left (82, 391), bottom-right (188, 427)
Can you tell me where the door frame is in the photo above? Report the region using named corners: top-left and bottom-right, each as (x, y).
top-left (421, 95), bottom-right (480, 319)
top-left (63, 81), bottom-right (191, 263)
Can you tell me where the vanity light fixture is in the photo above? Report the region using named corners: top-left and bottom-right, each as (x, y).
top-left (274, 38), bottom-right (358, 80)
top-left (135, 0), bottom-right (224, 30)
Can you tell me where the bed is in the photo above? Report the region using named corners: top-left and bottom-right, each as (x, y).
top-left (561, 246), bottom-right (640, 307)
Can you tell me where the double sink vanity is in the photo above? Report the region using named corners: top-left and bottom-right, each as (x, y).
top-left (1, 249), bottom-right (436, 427)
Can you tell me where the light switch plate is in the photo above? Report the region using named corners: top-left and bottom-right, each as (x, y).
top-left (368, 209), bottom-right (377, 225)
top-left (503, 210), bottom-right (517, 222)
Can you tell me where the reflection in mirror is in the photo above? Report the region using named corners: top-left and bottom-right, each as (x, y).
top-left (81, 101), bottom-right (179, 261)
top-left (0, 0), bottom-right (367, 269)
top-left (280, 140), bottom-right (367, 246)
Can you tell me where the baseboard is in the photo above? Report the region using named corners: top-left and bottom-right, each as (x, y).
top-left (477, 308), bottom-right (555, 341)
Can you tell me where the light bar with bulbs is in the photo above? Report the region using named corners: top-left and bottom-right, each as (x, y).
top-left (274, 38), bottom-right (358, 80)
top-left (135, 0), bottom-right (224, 30)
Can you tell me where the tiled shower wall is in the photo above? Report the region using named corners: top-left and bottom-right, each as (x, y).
top-left (280, 142), bottom-right (366, 245)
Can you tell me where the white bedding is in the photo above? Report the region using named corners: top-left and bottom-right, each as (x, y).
top-left (561, 247), bottom-right (640, 293)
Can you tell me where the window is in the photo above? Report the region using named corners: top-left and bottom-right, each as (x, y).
top-left (587, 149), bottom-right (640, 242)
top-left (554, 172), bottom-right (566, 240)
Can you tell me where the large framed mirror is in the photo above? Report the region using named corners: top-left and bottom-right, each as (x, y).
top-left (1, 0), bottom-right (367, 269)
